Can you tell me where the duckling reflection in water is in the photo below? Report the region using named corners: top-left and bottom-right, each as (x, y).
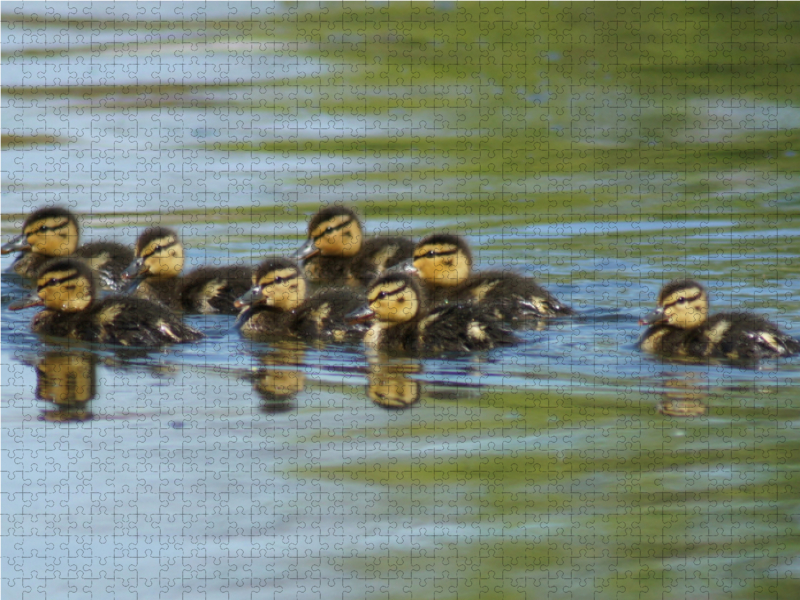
top-left (1, 206), bottom-right (134, 289)
top-left (250, 342), bottom-right (306, 413)
top-left (10, 258), bottom-right (204, 346)
top-left (235, 257), bottom-right (366, 342)
top-left (347, 272), bottom-right (518, 355)
top-left (123, 226), bottom-right (251, 314)
top-left (293, 206), bottom-right (414, 286)
top-left (398, 233), bottom-right (572, 323)
top-left (655, 374), bottom-right (710, 417)
top-left (638, 279), bottom-right (800, 361)
top-left (367, 360), bottom-right (422, 409)
top-left (34, 351), bottom-right (97, 422)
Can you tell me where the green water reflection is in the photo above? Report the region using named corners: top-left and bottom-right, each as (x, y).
top-left (3, 2), bottom-right (800, 598)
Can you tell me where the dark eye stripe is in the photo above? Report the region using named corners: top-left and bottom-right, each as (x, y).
top-left (38, 272), bottom-right (80, 292)
top-left (31, 220), bottom-right (69, 235)
top-left (414, 248), bottom-right (458, 260)
top-left (313, 219), bottom-right (352, 241)
top-left (370, 283), bottom-right (406, 303)
top-left (262, 273), bottom-right (298, 287)
top-left (665, 292), bottom-right (701, 308)
top-left (141, 240), bottom-right (177, 259)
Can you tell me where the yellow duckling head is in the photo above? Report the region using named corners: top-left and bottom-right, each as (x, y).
top-left (293, 206), bottom-right (364, 261)
top-left (234, 257), bottom-right (307, 312)
top-left (1, 206), bottom-right (80, 257)
top-left (411, 233), bottom-right (472, 288)
top-left (348, 272), bottom-right (423, 325)
top-left (10, 258), bottom-right (96, 313)
top-left (641, 279), bottom-right (709, 329)
top-left (123, 226), bottom-right (185, 281)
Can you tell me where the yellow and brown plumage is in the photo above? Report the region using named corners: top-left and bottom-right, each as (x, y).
top-left (638, 279), bottom-right (800, 360)
top-left (10, 258), bottom-right (203, 346)
top-left (234, 257), bottom-right (366, 342)
top-left (402, 233), bottom-right (572, 322)
top-left (293, 206), bottom-right (414, 286)
top-left (346, 272), bottom-right (518, 355)
top-left (122, 226), bottom-right (251, 314)
top-left (1, 206), bottom-right (134, 289)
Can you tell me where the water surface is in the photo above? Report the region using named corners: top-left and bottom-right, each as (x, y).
top-left (3, 3), bottom-right (800, 599)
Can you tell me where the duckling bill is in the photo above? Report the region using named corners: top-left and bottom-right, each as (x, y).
top-left (638, 279), bottom-right (800, 360)
top-left (10, 258), bottom-right (203, 346)
top-left (347, 272), bottom-right (518, 355)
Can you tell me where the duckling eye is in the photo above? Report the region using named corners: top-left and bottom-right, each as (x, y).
top-left (273, 276), bottom-right (283, 284)
top-left (325, 226), bottom-right (333, 234)
top-left (677, 296), bottom-right (686, 303)
top-left (377, 291), bottom-right (387, 299)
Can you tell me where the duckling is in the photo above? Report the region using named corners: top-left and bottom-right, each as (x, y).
top-left (9, 258), bottom-right (203, 346)
top-left (122, 226), bottom-right (251, 314)
top-left (638, 279), bottom-right (800, 360)
top-left (346, 272), bottom-right (518, 355)
top-left (1, 206), bottom-right (134, 289)
top-left (293, 206), bottom-right (414, 286)
top-left (403, 233), bottom-right (572, 322)
top-left (234, 257), bottom-right (365, 342)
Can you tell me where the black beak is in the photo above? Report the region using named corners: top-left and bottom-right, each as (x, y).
top-left (234, 286), bottom-right (262, 309)
top-left (1, 234), bottom-right (31, 255)
top-left (292, 238), bottom-right (319, 261)
top-left (122, 257), bottom-right (147, 281)
top-left (639, 306), bottom-right (665, 326)
top-left (387, 259), bottom-right (419, 276)
top-left (9, 291), bottom-right (43, 311)
top-left (345, 304), bottom-right (375, 323)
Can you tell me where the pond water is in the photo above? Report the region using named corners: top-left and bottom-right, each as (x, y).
top-left (3, 3), bottom-right (800, 599)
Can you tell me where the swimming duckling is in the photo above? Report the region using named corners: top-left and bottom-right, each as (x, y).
top-left (1, 206), bottom-right (134, 289)
top-left (234, 257), bottom-right (366, 342)
top-left (293, 206), bottom-right (414, 286)
top-left (402, 233), bottom-right (572, 322)
top-left (638, 279), bottom-right (800, 360)
top-left (346, 272), bottom-right (518, 355)
top-left (122, 226), bottom-right (251, 314)
top-left (9, 258), bottom-right (203, 346)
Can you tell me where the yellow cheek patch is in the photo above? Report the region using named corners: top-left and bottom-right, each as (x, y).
top-left (26, 217), bottom-right (77, 255)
